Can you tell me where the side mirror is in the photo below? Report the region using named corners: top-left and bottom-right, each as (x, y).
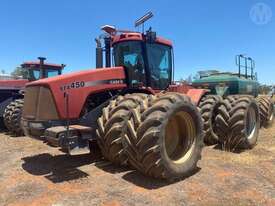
top-left (146, 30), bottom-right (156, 43)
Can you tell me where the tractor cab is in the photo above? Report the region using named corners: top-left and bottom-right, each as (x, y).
top-left (95, 12), bottom-right (173, 91)
top-left (21, 57), bottom-right (65, 81)
top-left (112, 31), bottom-right (173, 90)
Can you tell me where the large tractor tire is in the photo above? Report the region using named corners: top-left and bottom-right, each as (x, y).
top-left (9, 99), bottom-right (24, 136)
top-left (3, 101), bottom-right (17, 132)
top-left (198, 95), bottom-right (222, 145)
top-left (216, 96), bottom-right (260, 151)
top-left (0, 118), bottom-right (5, 130)
top-left (96, 93), bottom-right (152, 165)
top-left (256, 96), bottom-right (274, 128)
top-left (214, 95), bottom-right (242, 144)
top-left (214, 98), bottom-right (232, 144)
top-left (123, 93), bottom-right (204, 180)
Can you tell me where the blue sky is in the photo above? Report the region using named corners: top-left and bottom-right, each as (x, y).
top-left (0, 0), bottom-right (274, 84)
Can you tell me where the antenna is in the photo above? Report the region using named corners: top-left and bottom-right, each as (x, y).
top-left (135, 11), bottom-right (154, 33)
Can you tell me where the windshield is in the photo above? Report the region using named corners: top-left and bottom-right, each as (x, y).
top-left (46, 69), bottom-right (60, 77)
top-left (113, 41), bottom-right (146, 86)
top-left (113, 41), bottom-right (172, 89)
top-left (28, 68), bottom-right (61, 81)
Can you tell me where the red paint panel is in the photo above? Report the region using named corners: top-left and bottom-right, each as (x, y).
top-left (187, 89), bottom-right (207, 105)
top-left (168, 84), bottom-right (193, 94)
top-left (111, 33), bottom-right (172, 47)
top-left (0, 79), bottom-right (28, 89)
top-left (22, 62), bottom-right (63, 69)
top-left (156, 37), bottom-right (172, 47)
top-left (27, 67), bottom-right (126, 119)
top-left (112, 33), bottom-right (143, 45)
top-left (167, 84), bottom-right (207, 105)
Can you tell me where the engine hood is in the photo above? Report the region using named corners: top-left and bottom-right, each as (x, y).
top-left (24, 66), bottom-right (127, 119)
top-left (26, 67), bottom-right (125, 87)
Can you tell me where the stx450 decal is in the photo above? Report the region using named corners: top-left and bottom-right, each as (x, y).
top-left (60, 79), bottom-right (125, 91)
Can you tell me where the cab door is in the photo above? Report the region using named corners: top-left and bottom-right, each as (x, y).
top-left (146, 43), bottom-right (172, 90)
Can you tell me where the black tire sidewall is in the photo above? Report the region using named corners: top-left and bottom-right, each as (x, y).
top-left (209, 100), bottom-right (222, 142)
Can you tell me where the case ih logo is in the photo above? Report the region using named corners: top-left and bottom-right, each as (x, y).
top-left (250, 3), bottom-right (272, 25)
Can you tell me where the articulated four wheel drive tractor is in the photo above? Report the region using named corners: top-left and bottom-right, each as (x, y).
top-left (0, 57), bottom-right (65, 135)
top-left (20, 13), bottom-right (274, 180)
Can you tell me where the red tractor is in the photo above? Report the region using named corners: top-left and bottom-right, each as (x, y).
top-left (1, 57), bottom-right (64, 135)
top-left (21, 13), bottom-right (260, 180)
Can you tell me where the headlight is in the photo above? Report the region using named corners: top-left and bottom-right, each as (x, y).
top-left (22, 120), bottom-right (28, 127)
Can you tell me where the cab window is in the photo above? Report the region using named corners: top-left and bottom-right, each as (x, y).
top-left (45, 69), bottom-right (60, 78)
top-left (29, 69), bottom-right (40, 81)
top-left (113, 41), bottom-right (146, 86)
top-left (146, 43), bottom-right (172, 90)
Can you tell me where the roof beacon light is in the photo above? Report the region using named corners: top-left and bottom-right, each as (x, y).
top-left (101, 25), bottom-right (117, 35)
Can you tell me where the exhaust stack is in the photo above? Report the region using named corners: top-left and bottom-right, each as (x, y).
top-left (95, 38), bottom-right (103, 68)
top-left (104, 37), bottom-right (111, 68)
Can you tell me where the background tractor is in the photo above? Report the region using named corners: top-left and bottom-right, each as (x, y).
top-left (21, 13), bottom-right (268, 180)
top-left (1, 57), bottom-right (65, 136)
top-left (192, 55), bottom-right (274, 150)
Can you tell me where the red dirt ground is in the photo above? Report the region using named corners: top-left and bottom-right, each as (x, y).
top-left (0, 125), bottom-right (274, 206)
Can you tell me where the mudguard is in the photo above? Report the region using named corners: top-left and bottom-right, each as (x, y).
top-left (186, 89), bottom-right (208, 106)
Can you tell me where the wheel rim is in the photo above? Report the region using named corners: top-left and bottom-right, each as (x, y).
top-left (164, 111), bottom-right (196, 164)
top-left (269, 112), bottom-right (274, 121)
top-left (269, 105), bottom-right (274, 121)
top-left (246, 106), bottom-right (257, 140)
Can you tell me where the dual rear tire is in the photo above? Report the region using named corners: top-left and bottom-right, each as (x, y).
top-left (198, 95), bottom-right (223, 145)
top-left (257, 96), bottom-right (274, 128)
top-left (3, 99), bottom-right (24, 136)
top-left (215, 96), bottom-right (260, 151)
top-left (96, 93), bottom-right (152, 165)
top-left (200, 95), bottom-right (274, 152)
top-left (96, 93), bottom-right (204, 180)
top-left (3, 101), bottom-right (16, 131)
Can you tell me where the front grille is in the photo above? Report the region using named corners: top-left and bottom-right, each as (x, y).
top-left (23, 86), bottom-right (59, 120)
top-left (23, 86), bottom-right (40, 119)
